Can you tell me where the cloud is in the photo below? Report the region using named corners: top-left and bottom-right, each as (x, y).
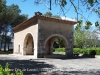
top-left (61, 16), bottom-right (77, 21)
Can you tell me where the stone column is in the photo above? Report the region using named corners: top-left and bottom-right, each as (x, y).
top-left (23, 47), bottom-right (26, 55)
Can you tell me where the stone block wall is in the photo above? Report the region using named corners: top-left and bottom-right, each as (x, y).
top-left (37, 19), bottom-right (74, 58)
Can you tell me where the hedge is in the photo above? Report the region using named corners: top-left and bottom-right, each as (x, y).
top-left (73, 47), bottom-right (100, 55)
top-left (54, 47), bottom-right (100, 55)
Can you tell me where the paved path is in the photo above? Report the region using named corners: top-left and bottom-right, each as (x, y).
top-left (0, 54), bottom-right (100, 75)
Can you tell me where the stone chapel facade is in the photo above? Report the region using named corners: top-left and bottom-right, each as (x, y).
top-left (13, 12), bottom-right (77, 59)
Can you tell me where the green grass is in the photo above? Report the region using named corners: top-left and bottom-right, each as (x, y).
top-left (0, 50), bottom-right (13, 54)
top-left (53, 48), bottom-right (65, 55)
top-left (53, 51), bottom-right (65, 55)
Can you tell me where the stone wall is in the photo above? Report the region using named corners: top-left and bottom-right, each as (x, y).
top-left (37, 19), bottom-right (74, 58)
top-left (14, 22), bottom-right (38, 58)
top-left (14, 18), bottom-right (74, 58)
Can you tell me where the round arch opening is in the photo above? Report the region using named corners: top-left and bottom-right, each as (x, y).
top-left (44, 34), bottom-right (68, 57)
top-left (23, 33), bottom-right (34, 55)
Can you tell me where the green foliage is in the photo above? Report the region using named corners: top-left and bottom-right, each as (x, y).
top-left (54, 48), bottom-right (65, 52)
top-left (88, 0), bottom-right (94, 6)
top-left (34, 0), bottom-right (100, 20)
top-left (73, 48), bottom-right (83, 54)
top-left (0, 50), bottom-right (13, 54)
top-left (73, 48), bottom-right (80, 52)
top-left (52, 15), bottom-right (61, 19)
top-left (57, 0), bottom-right (67, 7)
top-left (54, 47), bottom-right (100, 55)
top-left (74, 20), bottom-right (98, 48)
top-left (95, 21), bottom-right (99, 27)
top-left (0, 0), bottom-right (28, 51)
top-left (0, 63), bottom-right (23, 75)
top-left (11, 14), bottom-right (28, 28)
top-left (73, 47), bottom-right (100, 55)
top-left (44, 12), bottom-right (52, 17)
top-left (88, 50), bottom-right (96, 55)
top-left (95, 49), bottom-right (100, 55)
top-left (54, 37), bottom-right (65, 48)
top-left (61, 0), bottom-right (67, 7)
top-left (85, 21), bottom-right (92, 29)
top-left (44, 12), bottom-right (61, 19)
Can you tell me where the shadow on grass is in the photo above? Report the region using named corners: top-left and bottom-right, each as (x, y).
top-left (0, 60), bottom-right (54, 75)
top-left (0, 51), bottom-right (13, 54)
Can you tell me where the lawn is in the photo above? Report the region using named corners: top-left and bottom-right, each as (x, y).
top-left (53, 51), bottom-right (65, 55)
top-left (53, 48), bottom-right (65, 55)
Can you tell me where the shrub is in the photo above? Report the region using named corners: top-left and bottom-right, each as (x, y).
top-left (0, 63), bottom-right (23, 75)
top-left (73, 48), bottom-right (84, 54)
top-left (73, 47), bottom-right (100, 55)
top-left (54, 47), bottom-right (100, 55)
top-left (95, 49), bottom-right (100, 55)
top-left (82, 50), bottom-right (88, 54)
top-left (88, 50), bottom-right (96, 55)
top-left (88, 47), bottom-right (100, 55)
top-left (73, 48), bottom-right (81, 53)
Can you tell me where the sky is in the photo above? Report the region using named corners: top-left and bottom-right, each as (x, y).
top-left (6, 0), bottom-right (100, 39)
top-left (6, 0), bottom-right (99, 24)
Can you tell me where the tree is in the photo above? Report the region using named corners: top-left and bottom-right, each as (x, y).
top-left (52, 15), bottom-right (61, 19)
top-left (0, 0), bottom-right (28, 51)
top-left (44, 12), bottom-right (61, 19)
top-left (44, 12), bottom-right (52, 17)
top-left (34, 0), bottom-right (100, 18)
top-left (6, 36), bottom-right (11, 50)
top-left (20, 0), bottom-right (100, 23)
top-left (54, 37), bottom-right (65, 48)
top-left (11, 14), bottom-right (28, 28)
top-left (1, 4), bottom-right (21, 51)
top-left (74, 20), bottom-right (98, 48)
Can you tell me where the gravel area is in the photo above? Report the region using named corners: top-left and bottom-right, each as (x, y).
top-left (0, 54), bottom-right (100, 75)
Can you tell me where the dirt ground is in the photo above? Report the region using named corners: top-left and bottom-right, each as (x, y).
top-left (0, 54), bottom-right (100, 75)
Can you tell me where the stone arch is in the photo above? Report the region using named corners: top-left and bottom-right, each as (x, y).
top-left (23, 33), bottom-right (34, 55)
top-left (44, 34), bottom-right (68, 55)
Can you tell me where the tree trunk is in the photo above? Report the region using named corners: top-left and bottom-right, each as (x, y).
top-left (0, 42), bottom-right (2, 51)
top-left (0, 43), bottom-right (1, 51)
top-left (8, 43), bottom-right (9, 51)
top-left (4, 42), bottom-right (6, 52)
top-left (3, 25), bottom-right (7, 52)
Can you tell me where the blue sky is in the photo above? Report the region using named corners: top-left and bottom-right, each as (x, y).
top-left (6, 0), bottom-right (99, 23)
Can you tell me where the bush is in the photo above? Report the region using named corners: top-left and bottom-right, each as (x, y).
top-left (88, 47), bottom-right (100, 55)
top-left (73, 48), bottom-right (82, 53)
top-left (82, 50), bottom-right (88, 54)
top-left (95, 49), bottom-right (100, 55)
top-left (54, 47), bottom-right (100, 55)
top-left (88, 50), bottom-right (96, 55)
top-left (0, 63), bottom-right (23, 75)
top-left (73, 47), bottom-right (100, 55)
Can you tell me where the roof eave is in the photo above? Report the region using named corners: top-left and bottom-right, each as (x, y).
top-left (13, 15), bottom-right (78, 32)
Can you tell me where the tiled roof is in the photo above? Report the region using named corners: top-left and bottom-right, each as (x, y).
top-left (13, 15), bottom-right (77, 32)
